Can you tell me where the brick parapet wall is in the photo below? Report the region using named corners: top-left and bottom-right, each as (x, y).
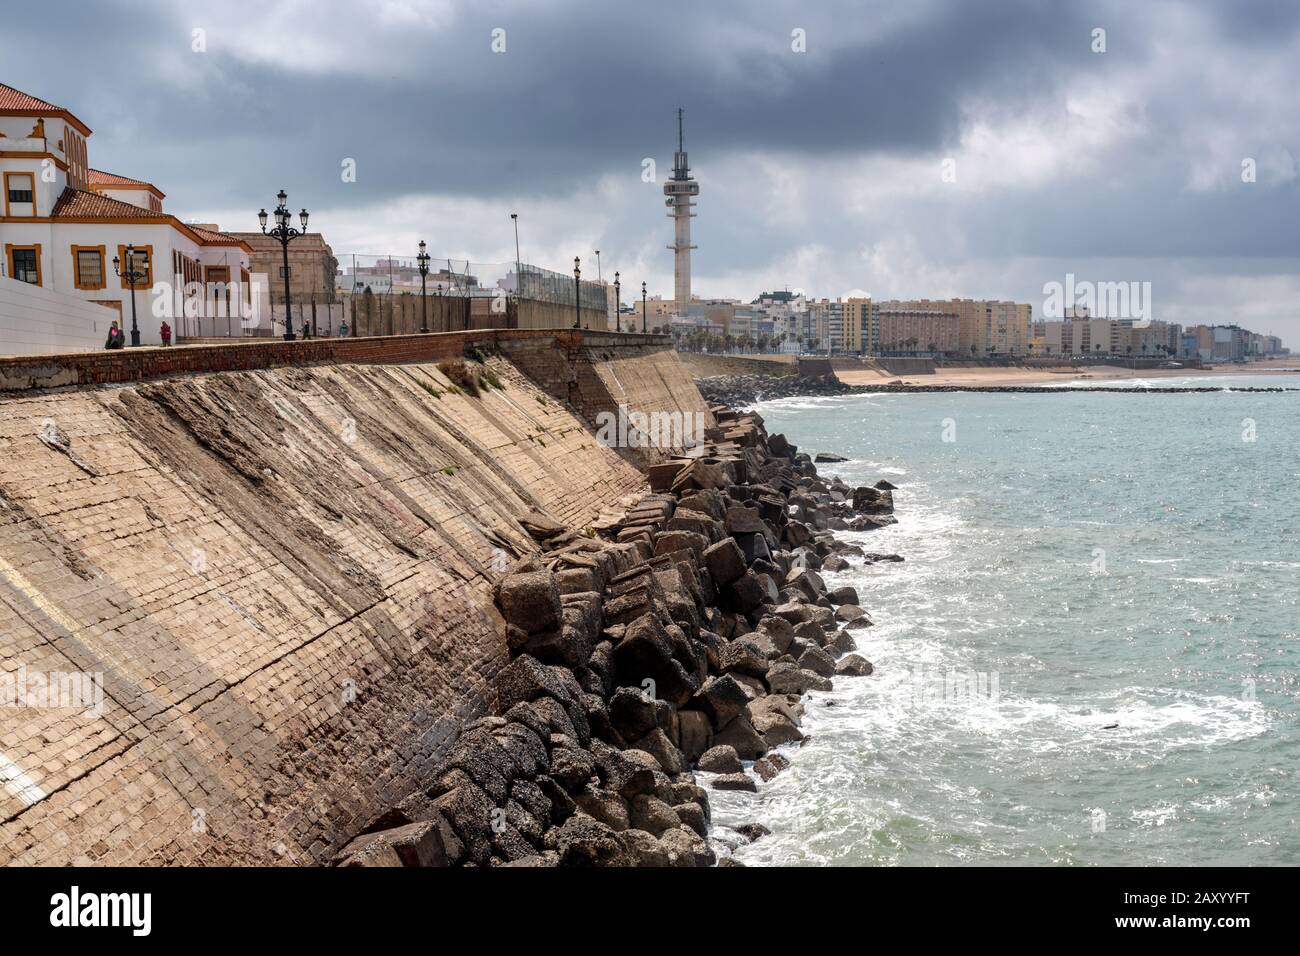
top-left (0, 329), bottom-right (671, 393)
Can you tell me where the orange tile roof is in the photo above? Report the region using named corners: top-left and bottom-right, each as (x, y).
top-left (88, 168), bottom-right (165, 199)
top-left (189, 225), bottom-right (245, 247)
top-left (49, 188), bottom-right (252, 252)
top-left (0, 82), bottom-right (92, 135)
top-left (89, 169), bottom-right (147, 187)
top-left (52, 187), bottom-right (155, 219)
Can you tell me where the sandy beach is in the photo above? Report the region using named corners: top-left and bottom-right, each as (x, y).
top-left (833, 358), bottom-right (1299, 388)
top-left (682, 352), bottom-right (1298, 388)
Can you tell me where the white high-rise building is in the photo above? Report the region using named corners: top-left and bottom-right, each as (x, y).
top-left (663, 108), bottom-right (699, 316)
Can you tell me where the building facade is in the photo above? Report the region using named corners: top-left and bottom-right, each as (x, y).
top-left (876, 307), bottom-right (960, 355)
top-left (1, 83), bottom-right (253, 345)
top-left (227, 231), bottom-right (337, 304)
top-left (842, 297), bottom-right (878, 353)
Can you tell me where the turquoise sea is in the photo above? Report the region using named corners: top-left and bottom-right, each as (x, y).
top-left (707, 374), bottom-right (1300, 865)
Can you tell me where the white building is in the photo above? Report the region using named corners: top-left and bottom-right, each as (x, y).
top-left (1, 82), bottom-right (254, 346)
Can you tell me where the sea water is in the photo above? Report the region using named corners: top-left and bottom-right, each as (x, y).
top-left (707, 374), bottom-right (1300, 866)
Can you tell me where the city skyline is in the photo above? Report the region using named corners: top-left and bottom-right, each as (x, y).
top-left (4, 0), bottom-right (1298, 347)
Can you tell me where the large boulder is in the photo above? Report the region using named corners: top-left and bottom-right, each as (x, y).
top-left (628, 795), bottom-right (682, 837)
top-left (608, 687), bottom-right (659, 742)
top-left (575, 788), bottom-right (630, 831)
top-left (496, 569), bottom-right (563, 635)
top-left (612, 613), bottom-right (699, 707)
top-left (697, 744), bottom-right (743, 774)
top-left (725, 506), bottom-right (770, 536)
top-left (828, 585), bottom-right (860, 605)
top-left (666, 509), bottom-right (724, 542)
top-left (835, 603), bottom-right (867, 623)
top-left (753, 753), bottom-right (791, 782)
top-left (836, 653), bottom-right (874, 677)
top-left (766, 662), bottom-right (833, 695)
top-left (660, 825), bottom-right (715, 867)
top-left (494, 654), bottom-right (573, 713)
top-left (621, 828), bottom-right (672, 867)
top-left (337, 821), bottom-right (448, 868)
top-left (703, 537), bottom-right (747, 586)
top-left (691, 674), bottom-right (750, 731)
top-left (797, 645), bottom-right (837, 678)
top-left (719, 568), bottom-right (766, 615)
top-left (654, 530), bottom-right (709, 562)
top-left (826, 628), bottom-right (858, 655)
top-left (631, 727), bottom-right (686, 775)
top-left (710, 772), bottom-right (758, 793)
top-left (552, 814), bottom-right (631, 867)
top-left (550, 746), bottom-right (597, 793)
top-left (712, 714), bottom-right (768, 760)
top-left (717, 640), bottom-right (769, 679)
top-left (676, 709), bottom-right (713, 762)
top-left (755, 615), bottom-right (795, 654)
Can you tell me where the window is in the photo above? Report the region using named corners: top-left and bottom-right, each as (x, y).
top-left (7, 174), bottom-right (33, 204)
top-left (117, 245), bottom-right (153, 289)
top-left (72, 245), bottom-right (106, 290)
top-left (4, 173), bottom-right (36, 216)
top-left (279, 265), bottom-right (292, 278)
top-left (6, 245), bottom-right (41, 285)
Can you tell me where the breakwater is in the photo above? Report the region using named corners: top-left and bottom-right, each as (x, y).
top-left (342, 404), bottom-right (892, 866)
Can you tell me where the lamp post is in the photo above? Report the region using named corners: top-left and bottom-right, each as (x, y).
top-left (573, 257), bottom-right (583, 329)
top-left (614, 271), bottom-right (620, 332)
top-left (641, 281), bottom-right (647, 334)
top-left (111, 245), bottom-right (146, 347)
top-left (510, 212), bottom-right (522, 297)
top-left (259, 188), bottom-right (309, 341)
top-left (417, 240), bottom-right (430, 333)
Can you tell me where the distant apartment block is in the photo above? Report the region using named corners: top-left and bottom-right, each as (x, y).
top-left (875, 307), bottom-right (959, 354)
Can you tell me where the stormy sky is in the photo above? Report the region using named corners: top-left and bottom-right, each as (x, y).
top-left (5, 0), bottom-right (1298, 343)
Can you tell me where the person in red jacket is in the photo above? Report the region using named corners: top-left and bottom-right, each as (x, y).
top-left (160, 321), bottom-right (172, 347)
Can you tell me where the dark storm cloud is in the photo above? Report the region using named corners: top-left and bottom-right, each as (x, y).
top-left (6, 0), bottom-right (1107, 204)
top-left (3, 0), bottom-right (1298, 338)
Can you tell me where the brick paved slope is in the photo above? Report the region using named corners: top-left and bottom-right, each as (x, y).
top-left (0, 339), bottom-right (706, 864)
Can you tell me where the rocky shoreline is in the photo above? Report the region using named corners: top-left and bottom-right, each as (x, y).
top-left (334, 403), bottom-right (897, 867)
top-left (696, 373), bottom-right (1298, 406)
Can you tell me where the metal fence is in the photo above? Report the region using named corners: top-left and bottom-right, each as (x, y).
top-left (176, 253), bottom-right (614, 340)
top-left (338, 254), bottom-right (610, 315)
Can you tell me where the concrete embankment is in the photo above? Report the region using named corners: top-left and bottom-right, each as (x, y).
top-left (0, 331), bottom-right (702, 865)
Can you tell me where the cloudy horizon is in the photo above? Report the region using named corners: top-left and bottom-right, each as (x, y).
top-left (5, 0), bottom-right (1298, 344)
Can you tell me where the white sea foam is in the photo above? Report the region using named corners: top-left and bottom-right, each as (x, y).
top-left (723, 387), bottom-right (1300, 866)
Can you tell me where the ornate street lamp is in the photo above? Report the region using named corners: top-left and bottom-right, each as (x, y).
top-left (417, 240), bottom-right (431, 333)
top-left (573, 257), bottom-right (582, 329)
top-left (259, 188), bottom-right (309, 341)
top-left (613, 271), bottom-right (620, 332)
top-left (641, 281), bottom-right (648, 334)
top-left (112, 245), bottom-right (147, 347)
